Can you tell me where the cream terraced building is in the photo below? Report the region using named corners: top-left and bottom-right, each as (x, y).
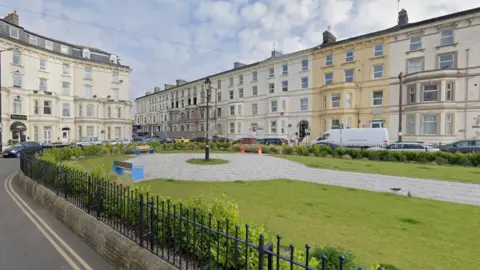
top-left (0, 11), bottom-right (132, 148)
top-left (136, 49), bottom-right (314, 142)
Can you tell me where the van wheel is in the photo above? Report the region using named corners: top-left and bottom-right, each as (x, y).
top-left (361, 146), bottom-right (369, 150)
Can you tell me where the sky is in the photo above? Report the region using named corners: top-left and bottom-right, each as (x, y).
top-left (2, 0), bottom-right (479, 101)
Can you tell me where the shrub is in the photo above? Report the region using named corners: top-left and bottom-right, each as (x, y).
top-left (124, 143), bottom-right (137, 154)
top-left (268, 145), bottom-right (280, 154)
top-left (281, 145), bottom-right (294, 155)
top-left (230, 144), bottom-right (242, 152)
top-left (311, 246), bottom-right (357, 270)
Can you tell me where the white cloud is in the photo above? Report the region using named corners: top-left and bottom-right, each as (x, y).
top-left (4, 0), bottom-right (479, 101)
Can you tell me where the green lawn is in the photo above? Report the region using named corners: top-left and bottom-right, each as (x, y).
top-left (277, 155), bottom-right (480, 184)
top-left (186, 158), bottom-right (229, 165)
top-left (72, 155), bottom-right (480, 269)
top-left (142, 179), bottom-right (480, 270)
top-left (69, 155), bottom-right (132, 171)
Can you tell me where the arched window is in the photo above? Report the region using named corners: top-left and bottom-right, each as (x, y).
top-left (110, 54), bottom-right (117, 64)
top-left (82, 48), bottom-right (90, 59)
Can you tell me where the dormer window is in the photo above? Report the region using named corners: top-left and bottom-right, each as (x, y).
top-left (45, 40), bottom-right (53, 50)
top-left (9, 26), bottom-right (19, 39)
top-left (110, 55), bottom-right (118, 64)
top-left (82, 48), bottom-right (91, 59)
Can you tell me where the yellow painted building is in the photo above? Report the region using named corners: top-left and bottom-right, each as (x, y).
top-left (310, 30), bottom-right (392, 138)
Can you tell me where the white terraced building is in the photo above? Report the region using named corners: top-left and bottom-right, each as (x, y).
top-left (0, 11), bottom-right (133, 149)
top-left (135, 49), bottom-right (314, 142)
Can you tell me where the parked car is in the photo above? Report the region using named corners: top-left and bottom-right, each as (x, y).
top-left (310, 128), bottom-right (389, 149)
top-left (212, 136), bottom-right (230, 143)
top-left (232, 137), bottom-right (257, 144)
top-left (109, 138), bottom-right (131, 145)
top-left (439, 140), bottom-right (480, 153)
top-left (133, 136), bottom-right (148, 142)
top-left (2, 141), bottom-right (43, 158)
top-left (75, 137), bottom-right (102, 147)
top-left (257, 138), bottom-right (289, 146)
top-left (174, 136), bottom-right (190, 143)
top-left (191, 137), bottom-right (208, 143)
top-left (368, 142), bottom-right (439, 152)
top-left (165, 137), bottom-right (173, 143)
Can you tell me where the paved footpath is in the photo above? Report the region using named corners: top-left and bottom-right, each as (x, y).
top-left (0, 158), bottom-right (113, 270)
top-left (130, 153), bottom-right (480, 206)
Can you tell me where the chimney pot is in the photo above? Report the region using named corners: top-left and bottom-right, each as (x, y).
top-left (4, 10), bottom-right (19, 25)
top-left (398, 9), bottom-right (409, 25)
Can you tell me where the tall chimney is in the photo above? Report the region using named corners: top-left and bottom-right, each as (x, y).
top-left (398, 9), bottom-right (409, 25)
top-left (4, 10), bottom-right (19, 25)
top-left (322, 30), bottom-right (337, 45)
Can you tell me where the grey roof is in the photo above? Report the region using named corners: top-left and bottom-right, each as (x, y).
top-left (0, 17), bottom-right (130, 69)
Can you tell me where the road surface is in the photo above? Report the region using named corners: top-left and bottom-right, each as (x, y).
top-left (0, 157), bottom-right (113, 270)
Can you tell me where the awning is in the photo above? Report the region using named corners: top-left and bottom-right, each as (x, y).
top-left (10, 121), bottom-right (27, 131)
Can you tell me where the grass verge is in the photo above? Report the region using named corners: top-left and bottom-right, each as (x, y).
top-left (277, 154), bottom-right (480, 184)
top-left (142, 179), bottom-right (480, 270)
top-left (186, 158), bottom-right (229, 165)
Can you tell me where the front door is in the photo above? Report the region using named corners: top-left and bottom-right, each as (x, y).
top-left (299, 122), bottom-right (308, 138)
top-left (62, 131), bottom-right (69, 144)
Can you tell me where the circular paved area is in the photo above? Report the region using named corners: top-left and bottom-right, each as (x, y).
top-left (127, 153), bottom-right (480, 206)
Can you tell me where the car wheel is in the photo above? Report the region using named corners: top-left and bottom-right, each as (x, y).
top-left (16, 152), bottom-right (21, 158)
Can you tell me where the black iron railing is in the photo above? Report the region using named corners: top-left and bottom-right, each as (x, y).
top-left (19, 151), bottom-right (383, 270)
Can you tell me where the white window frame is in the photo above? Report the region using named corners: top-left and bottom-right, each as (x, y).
top-left (237, 105), bottom-right (242, 116)
top-left (13, 71), bottom-right (21, 88)
top-left (112, 71), bottom-right (119, 82)
top-left (229, 77), bottom-right (234, 86)
top-left (229, 123), bottom-right (235, 134)
top-left (422, 115), bottom-right (437, 135)
top-left (239, 74), bottom-right (243, 84)
top-left (85, 85), bottom-right (93, 98)
top-left (371, 119), bottom-right (384, 128)
top-left (325, 54), bottom-right (333, 66)
top-left (408, 85), bottom-right (416, 104)
top-left (9, 26), bottom-right (19, 39)
top-left (112, 88), bottom-right (120, 101)
top-left (237, 122), bottom-right (242, 134)
top-left (33, 100), bottom-right (39, 115)
top-left (63, 63), bottom-right (70, 75)
top-left (239, 88), bottom-right (244, 98)
top-left (229, 90), bottom-right (234, 100)
top-left (301, 77), bottom-right (308, 89)
top-left (423, 84), bottom-right (439, 102)
top-left (252, 104), bottom-right (258, 115)
top-left (374, 43), bottom-right (384, 56)
top-left (282, 80), bottom-right (288, 92)
top-left (446, 82), bottom-right (454, 102)
top-left (271, 101), bottom-right (278, 112)
top-left (61, 45), bottom-right (69, 54)
top-left (345, 49), bottom-right (354, 62)
top-left (270, 121), bottom-right (277, 133)
top-left (43, 100), bottom-right (52, 115)
top-left (300, 98), bottom-right (308, 111)
top-left (438, 53), bottom-right (455, 69)
top-left (84, 67), bottom-right (92, 80)
top-left (301, 59), bottom-right (308, 71)
top-left (325, 73), bottom-right (333, 85)
top-left (282, 64), bottom-right (288, 75)
top-left (445, 114), bottom-right (453, 135)
top-left (373, 64), bottom-right (384, 79)
top-left (116, 107), bottom-right (121, 118)
top-left (407, 58), bottom-right (423, 74)
top-left (62, 103), bottom-right (70, 117)
top-left (345, 93), bottom-right (352, 108)
top-left (344, 69), bottom-right (354, 82)
top-left (82, 48), bottom-right (91, 59)
top-left (29, 35), bottom-right (37, 45)
top-left (372, 91), bottom-right (383, 106)
top-left (39, 58), bottom-right (47, 70)
top-left (62, 82), bottom-right (70, 96)
top-left (269, 83), bottom-right (275, 93)
top-left (39, 78), bottom-right (47, 91)
top-left (269, 67), bottom-right (275, 77)
top-left (13, 97), bottom-right (21, 114)
top-left (45, 40), bottom-right (53, 50)
top-left (252, 71), bottom-right (258, 81)
top-left (440, 28), bottom-right (454, 46)
top-left (331, 94), bottom-right (340, 108)
top-left (13, 50), bottom-right (21, 65)
top-left (86, 104), bottom-right (94, 117)
top-left (252, 86), bottom-right (258, 96)
top-left (331, 119), bottom-right (340, 129)
top-left (230, 105), bottom-right (235, 116)
top-left (408, 115), bottom-right (415, 135)
top-left (410, 36), bottom-right (422, 51)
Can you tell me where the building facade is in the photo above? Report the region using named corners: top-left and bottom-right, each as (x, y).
top-left (311, 30), bottom-right (392, 138)
top-left (136, 50), bottom-right (314, 142)
top-left (388, 8), bottom-right (480, 144)
top-left (0, 11), bottom-right (133, 148)
top-left (135, 7), bottom-right (480, 144)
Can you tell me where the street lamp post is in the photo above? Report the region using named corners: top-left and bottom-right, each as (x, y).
top-left (0, 48), bottom-right (14, 151)
top-left (204, 78), bottom-right (211, 160)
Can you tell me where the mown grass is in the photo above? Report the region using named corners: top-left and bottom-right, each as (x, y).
top-left (277, 155), bottom-right (480, 184)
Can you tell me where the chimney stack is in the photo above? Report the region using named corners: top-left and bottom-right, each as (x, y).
top-left (154, 86), bottom-right (161, 92)
top-left (322, 30), bottom-right (337, 45)
top-left (398, 9), bottom-right (409, 25)
top-left (234, 62), bottom-right (246, 69)
top-left (4, 10), bottom-right (19, 25)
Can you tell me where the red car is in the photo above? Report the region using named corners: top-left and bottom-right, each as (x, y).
top-left (232, 137), bottom-right (256, 144)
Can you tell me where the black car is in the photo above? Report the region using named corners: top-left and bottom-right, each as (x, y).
top-left (191, 137), bottom-right (208, 143)
top-left (2, 141), bottom-right (43, 158)
top-left (212, 136), bottom-right (230, 143)
top-left (257, 138), bottom-right (289, 146)
top-left (439, 140), bottom-right (480, 153)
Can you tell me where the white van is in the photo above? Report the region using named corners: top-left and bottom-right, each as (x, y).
top-left (309, 128), bottom-right (389, 148)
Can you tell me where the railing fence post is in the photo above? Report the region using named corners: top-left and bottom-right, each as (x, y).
top-left (139, 193), bottom-right (145, 248)
top-left (95, 184), bottom-right (101, 219)
top-left (265, 242), bottom-right (274, 270)
top-left (258, 234), bottom-right (265, 270)
top-left (63, 168), bottom-right (68, 199)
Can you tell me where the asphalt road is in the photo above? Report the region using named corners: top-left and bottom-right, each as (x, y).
top-left (0, 157), bottom-right (113, 270)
